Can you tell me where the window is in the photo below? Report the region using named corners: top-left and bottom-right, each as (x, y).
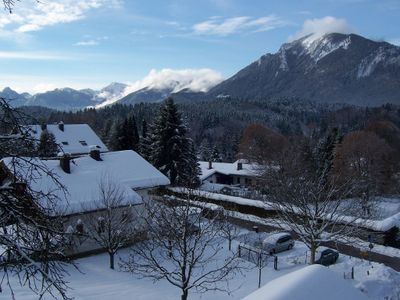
top-left (237, 177), bottom-right (240, 184)
top-left (97, 217), bottom-right (105, 233)
top-left (121, 210), bottom-right (130, 223)
top-left (79, 140), bottom-right (88, 146)
top-left (62, 141), bottom-right (69, 145)
top-left (278, 236), bottom-right (291, 244)
top-left (76, 219), bottom-right (84, 234)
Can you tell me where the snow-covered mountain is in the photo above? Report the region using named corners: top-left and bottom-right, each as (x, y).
top-left (206, 33), bottom-right (400, 106)
top-left (24, 88), bottom-right (97, 110)
top-left (115, 69), bottom-right (222, 105)
top-left (3, 33), bottom-right (400, 109)
top-left (1, 83), bottom-right (129, 111)
top-left (118, 86), bottom-right (175, 105)
top-left (96, 82), bottom-right (128, 102)
top-left (0, 87), bottom-right (32, 107)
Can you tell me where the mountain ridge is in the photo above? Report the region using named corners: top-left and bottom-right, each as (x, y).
top-left (1, 33), bottom-right (400, 110)
top-left (205, 33), bottom-right (400, 106)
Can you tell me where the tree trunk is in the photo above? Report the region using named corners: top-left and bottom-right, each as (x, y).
top-left (310, 244), bottom-right (316, 264)
top-left (181, 289), bottom-right (188, 300)
top-left (109, 252), bottom-right (115, 269)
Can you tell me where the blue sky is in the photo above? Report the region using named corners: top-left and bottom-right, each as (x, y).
top-left (0, 0), bottom-right (399, 94)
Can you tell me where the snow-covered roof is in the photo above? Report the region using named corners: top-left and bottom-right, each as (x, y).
top-left (198, 160), bottom-right (259, 181)
top-left (2, 150), bottom-right (170, 215)
top-left (27, 124), bottom-right (108, 154)
top-left (242, 265), bottom-right (368, 300)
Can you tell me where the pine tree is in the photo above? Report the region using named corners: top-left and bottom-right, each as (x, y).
top-left (198, 139), bottom-right (211, 161)
top-left (176, 140), bottom-right (201, 188)
top-left (316, 127), bottom-right (342, 179)
top-left (127, 115), bottom-right (140, 151)
top-left (37, 129), bottom-right (58, 157)
top-left (108, 119), bottom-right (124, 151)
top-left (150, 98), bottom-right (200, 185)
top-left (139, 119), bottom-right (152, 160)
top-left (210, 146), bottom-right (221, 162)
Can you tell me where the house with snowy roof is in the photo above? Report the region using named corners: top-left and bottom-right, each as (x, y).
top-left (199, 160), bottom-right (260, 187)
top-left (0, 149), bottom-right (170, 256)
top-left (27, 123), bottom-right (108, 155)
top-left (242, 264), bottom-right (368, 300)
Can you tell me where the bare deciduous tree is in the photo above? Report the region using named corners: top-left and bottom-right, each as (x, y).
top-left (83, 177), bottom-right (137, 269)
top-left (217, 206), bottom-right (241, 252)
top-left (122, 191), bottom-right (242, 300)
top-left (262, 140), bottom-right (365, 264)
top-left (334, 130), bottom-right (394, 197)
top-left (238, 123), bottom-right (288, 164)
top-left (0, 97), bottom-right (72, 298)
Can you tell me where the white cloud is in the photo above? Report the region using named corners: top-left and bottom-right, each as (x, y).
top-left (74, 36), bottom-right (108, 46)
top-left (0, 51), bottom-right (71, 60)
top-left (98, 68), bottom-right (224, 107)
top-left (388, 38), bottom-right (400, 46)
top-left (125, 68), bottom-right (223, 94)
top-left (0, 0), bottom-right (117, 34)
top-left (289, 16), bottom-right (353, 41)
top-left (193, 15), bottom-right (286, 36)
top-left (75, 40), bottom-right (99, 46)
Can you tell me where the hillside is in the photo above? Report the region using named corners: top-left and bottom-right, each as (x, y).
top-left (206, 33), bottom-right (400, 106)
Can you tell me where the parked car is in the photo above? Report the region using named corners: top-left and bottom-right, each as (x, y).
top-left (314, 249), bottom-right (339, 266)
top-left (262, 232), bottom-right (294, 255)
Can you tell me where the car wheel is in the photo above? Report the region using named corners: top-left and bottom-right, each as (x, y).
top-left (288, 244), bottom-right (293, 250)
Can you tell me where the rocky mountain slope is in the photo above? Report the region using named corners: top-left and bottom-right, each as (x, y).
top-left (206, 33), bottom-right (400, 106)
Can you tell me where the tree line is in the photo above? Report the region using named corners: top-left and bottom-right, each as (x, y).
top-left (22, 98), bottom-right (400, 164)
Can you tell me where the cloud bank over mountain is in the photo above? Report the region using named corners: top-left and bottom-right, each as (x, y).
top-left (289, 16), bottom-right (353, 42)
top-left (125, 68), bottom-right (224, 94)
top-left (97, 68), bottom-right (224, 107)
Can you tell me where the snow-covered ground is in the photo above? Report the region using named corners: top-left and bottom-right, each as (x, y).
top-left (2, 228), bottom-right (400, 300)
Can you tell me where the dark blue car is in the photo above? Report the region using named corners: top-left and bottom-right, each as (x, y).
top-left (314, 249), bottom-right (339, 266)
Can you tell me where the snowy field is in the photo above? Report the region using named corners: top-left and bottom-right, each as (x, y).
top-left (2, 227), bottom-right (400, 300)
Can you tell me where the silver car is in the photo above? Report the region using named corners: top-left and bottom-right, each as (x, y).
top-left (262, 232), bottom-right (294, 254)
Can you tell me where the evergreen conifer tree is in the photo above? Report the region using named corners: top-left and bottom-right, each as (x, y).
top-left (108, 119), bottom-right (124, 151)
top-left (316, 127), bottom-right (342, 179)
top-left (150, 98), bottom-right (200, 185)
top-left (139, 119), bottom-right (152, 160)
top-left (177, 141), bottom-right (201, 188)
top-left (210, 146), bottom-right (221, 162)
top-left (37, 129), bottom-right (58, 157)
top-left (127, 115), bottom-right (140, 151)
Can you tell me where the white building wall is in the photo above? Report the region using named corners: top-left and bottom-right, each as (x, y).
top-left (62, 203), bottom-right (146, 256)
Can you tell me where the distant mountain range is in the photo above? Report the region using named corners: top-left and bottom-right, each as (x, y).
top-left (0, 82), bottom-right (129, 111)
top-left (1, 33), bottom-right (400, 110)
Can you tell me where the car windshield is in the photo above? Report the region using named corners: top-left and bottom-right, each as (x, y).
top-left (263, 234), bottom-right (288, 244)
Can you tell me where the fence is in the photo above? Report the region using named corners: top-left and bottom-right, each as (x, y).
top-left (238, 244), bottom-right (278, 288)
top-left (238, 244), bottom-right (271, 267)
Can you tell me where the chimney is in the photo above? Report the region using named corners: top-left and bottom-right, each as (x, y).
top-left (41, 123), bottom-right (47, 131)
top-left (60, 154), bottom-right (71, 173)
top-left (208, 161), bottom-right (212, 169)
top-left (89, 149), bottom-right (102, 161)
top-left (58, 121), bottom-right (64, 131)
top-left (237, 162), bottom-right (243, 170)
